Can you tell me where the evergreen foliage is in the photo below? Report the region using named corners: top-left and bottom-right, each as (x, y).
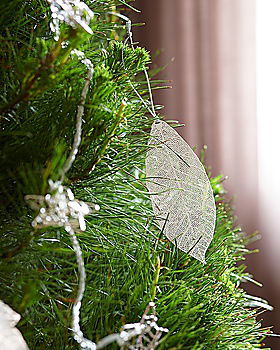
top-left (0, 1), bottom-right (271, 349)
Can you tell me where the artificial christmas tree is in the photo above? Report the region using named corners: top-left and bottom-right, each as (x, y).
top-left (0, 1), bottom-right (272, 349)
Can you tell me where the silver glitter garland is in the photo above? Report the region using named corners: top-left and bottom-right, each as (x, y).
top-left (93, 302), bottom-right (168, 350)
top-left (48, 0), bottom-right (94, 40)
top-left (118, 302), bottom-right (168, 350)
top-left (26, 38), bottom-right (95, 349)
top-left (26, 2), bottom-right (97, 348)
top-left (25, 5), bottom-right (168, 349)
top-left (26, 180), bottom-right (99, 350)
top-left (26, 180), bottom-right (96, 231)
top-left (61, 65), bottom-right (94, 178)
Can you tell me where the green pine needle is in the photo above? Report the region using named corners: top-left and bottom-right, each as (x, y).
top-left (0, 1), bottom-right (272, 349)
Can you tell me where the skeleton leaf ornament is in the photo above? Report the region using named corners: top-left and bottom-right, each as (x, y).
top-left (145, 120), bottom-right (216, 263)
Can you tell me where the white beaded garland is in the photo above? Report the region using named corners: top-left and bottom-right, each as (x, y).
top-left (48, 0), bottom-right (94, 40)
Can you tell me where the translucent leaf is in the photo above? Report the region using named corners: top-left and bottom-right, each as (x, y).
top-left (145, 120), bottom-right (216, 263)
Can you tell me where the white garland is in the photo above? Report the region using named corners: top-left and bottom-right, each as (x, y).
top-left (26, 180), bottom-right (99, 349)
top-left (24, 4), bottom-right (168, 349)
top-left (95, 302), bottom-right (168, 350)
top-left (48, 0), bottom-right (94, 40)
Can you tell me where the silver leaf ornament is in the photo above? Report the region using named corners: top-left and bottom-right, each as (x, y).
top-left (0, 301), bottom-right (29, 350)
top-left (145, 120), bottom-right (216, 263)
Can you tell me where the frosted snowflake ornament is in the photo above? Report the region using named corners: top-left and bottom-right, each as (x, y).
top-left (26, 180), bottom-right (100, 350)
top-left (118, 302), bottom-right (168, 350)
top-left (26, 179), bottom-right (99, 231)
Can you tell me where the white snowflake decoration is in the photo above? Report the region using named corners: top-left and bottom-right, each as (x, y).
top-left (26, 180), bottom-right (99, 349)
top-left (118, 302), bottom-right (168, 350)
top-left (26, 179), bottom-right (98, 231)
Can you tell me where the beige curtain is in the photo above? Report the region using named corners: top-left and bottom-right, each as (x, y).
top-left (133, 0), bottom-right (278, 347)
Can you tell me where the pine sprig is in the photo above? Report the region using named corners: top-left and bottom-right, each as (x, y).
top-left (0, 1), bottom-right (272, 349)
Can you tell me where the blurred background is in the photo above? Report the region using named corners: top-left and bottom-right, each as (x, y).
top-left (131, 0), bottom-right (280, 348)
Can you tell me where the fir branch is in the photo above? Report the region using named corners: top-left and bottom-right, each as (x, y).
top-left (88, 100), bottom-right (127, 170)
top-left (62, 65), bottom-right (94, 178)
top-left (0, 37), bottom-right (68, 116)
top-left (0, 1), bottom-right (272, 349)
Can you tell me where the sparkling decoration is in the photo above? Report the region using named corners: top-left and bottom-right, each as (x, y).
top-left (0, 300), bottom-right (29, 350)
top-left (62, 64), bottom-right (93, 178)
top-left (71, 49), bottom-right (94, 70)
top-left (25, 179), bottom-right (98, 231)
top-left (48, 0), bottom-right (94, 40)
top-left (25, 8), bottom-right (168, 350)
top-left (26, 180), bottom-right (99, 350)
top-left (26, 6), bottom-right (95, 342)
top-left (118, 302), bottom-right (168, 350)
top-left (93, 302), bottom-right (168, 350)
top-left (146, 120), bottom-right (216, 263)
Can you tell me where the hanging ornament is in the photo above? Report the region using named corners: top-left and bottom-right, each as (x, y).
top-left (0, 300), bottom-right (29, 350)
top-left (94, 302), bottom-right (168, 350)
top-left (25, 179), bottom-right (98, 232)
top-left (118, 302), bottom-right (168, 350)
top-left (26, 180), bottom-right (99, 350)
top-left (145, 120), bottom-right (216, 263)
top-left (25, 24), bottom-right (97, 345)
